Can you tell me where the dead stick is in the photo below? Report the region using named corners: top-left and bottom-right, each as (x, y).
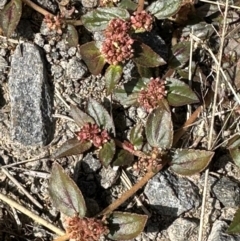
top-left (136, 0), bottom-right (145, 13)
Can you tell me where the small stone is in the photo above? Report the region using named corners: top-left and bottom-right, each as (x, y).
top-left (66, 57), bottom-right (87, 79)
top-left (0, 0), bottom-right (7, 9)
top-left (8, 43), bottom-right (53, 146)
top-left (81, 0), bottom-right (98, 8)
top-left (0, 56), bottom-right (8, 73)
top-left (137, 107), bottom-right (147, 119)
top-left (207, 220), bottom-right (240, 241)
top-left (82, 153), bottom-right (101, 173)
top-left (68, 47), bottom-right (77, 56)
top-left (43, 44), bottom-right (51, 53)
top-left (51, 64), bottom-right (63, 79)
top-left (98, 166), bottom-right (119, 189)
top-left (0, 48), bottom-right (7, 57)
top-left (212, 176), bottom-right (240, 207)
top-left (167, 218), bottom-right (198, 241)
top-left (144, 170), bottom-right (201, 216)
top-left (34, 33), bottom-right (45, 47)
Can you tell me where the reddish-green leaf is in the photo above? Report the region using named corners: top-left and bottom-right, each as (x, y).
top-left (99, 140), bottom-right (116, 167)
top-left (49, 163), bottom-right (87, 217)
top-left (87, 98), bottom-right (115, 136)
top-left (227, 208), bottom-right (240, 234)
top-left (112, 149), bottom-right (134, 166)
top-left (70, 104), bottom-right (95, 128)
top-left (170, 149), bottom-right (214, 176)
top-left (129, 123), bottom-right (143, 150)
top-left (107, 212), bottom-right (148, 240)
top-left (166, 77), bottom-right (199, 106)
top-left (145, 106), bottom-right (173, 149)
top-left (133, 42), bottom-right (166, 67)
top-left (0, 0), bottom-right (22, 38)
top-left (105, 64), bottom-right (123, 95)
top-left (81, 7), bottom-right (130, 32)
top-left (136, 64), bottom-right (153, 78)
top-left (53, 138), bottom-right (92, 158)
top-left (114, 78), bottom-right (149, 106)
top-left (65, 24), bottom-right (79, 47)
top-left (147, 0), bottom-right (182, 19)
top-left (169, 41), bottom-right (191, 69)
top-left (80, 41), bottom-right (106, 75)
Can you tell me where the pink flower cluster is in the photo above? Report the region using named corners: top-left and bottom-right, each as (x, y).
top-left (76, 123), bottom-right (110, 148)
top-left (138, 77), bottom-right (166, 112)
top-left (44, 14), bottom-right (64, 35)
top-left (65, 216), bottom-right (109, 241)
top-left (131, 10), bottom-right (153, 32)
top-left (101, 18), bottom-right (134, 65)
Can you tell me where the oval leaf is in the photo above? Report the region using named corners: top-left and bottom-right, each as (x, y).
top-left (112, 149), bottom-right (134, 166)
top-left (0, 0), bottom-right (22, 38)
top-left (227, 208), bottom-right (240, 234)
top-left (169, 41), bottom-right (191, 69)
top-left (87, 98), bottom-right (116, 136)
top-left (49, 163), bottom-right (87, 217)
top-left (53, 138), bottom-right (92, 158)
top-left (99, 139), bottom-right (116, 167)
top-left (147, 0), bottom-right (182, 19)
top-left (80, 41), bottom-right (106, 75)
top-left (145, 106), bottom-right (173, 149)
top-left (81, 7), bottom-right (130, 32)
top-left (129, 123), bottom-right (143, 150)
top-left (70, 104), bottom-right (95, 128)
top-left (65, 24), bottom-right (79, 47)
top-left (107, 212), bottom-right (147, 240)
top-left (133, 42), bottom-right (166, 67)
top-left (169, 149), bottom-right (214, 176)
top-left (166, 77), bottom-right (199, 106)
top-left (118, 0), bottom-right (138, 11)
top-left (105, 64), bottom-right (123, 95)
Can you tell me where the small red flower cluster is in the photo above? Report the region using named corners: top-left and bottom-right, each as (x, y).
top-left (138, 77), bottom-right (166, 112)
top-left (130, 10), bottom-right (153, 32)
top-left (44, 14), bottom-right (64, 35)
top-left (101, 18), bottom-right (134, 65)
top-left (76, 123), bottom-right (110, 148)
top-left (65, 216), bottom-right (109, 241)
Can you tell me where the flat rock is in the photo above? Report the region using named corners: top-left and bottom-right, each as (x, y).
top-left (144, 170), bottom-right (201, 216)
top-left (9, 42), bottom-right (53, 146)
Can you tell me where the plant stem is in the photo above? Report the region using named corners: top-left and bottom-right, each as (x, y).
top-left (136, 0), bottom-right (145, 13)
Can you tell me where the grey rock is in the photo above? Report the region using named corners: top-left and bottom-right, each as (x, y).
top-left (32, 0), bottom-right (58, 13)
top-left (82, 153), bottom-right (101, 173)
top-left (212, 176), bottom-right (240, 207)
top-left (51, 64), bottom-right (63, 79)
top-left (0, 56), bottom-right (8, 73)
top-left (167, 218), bottom-right (199, 241)
top-left (68, 47), bottom-right (77, 57)
top-left (66, 57), bottom-right (87, 79)
top-left (144, 170), bottom-right (201, 216)
top-left (98, 166), bottom-right (119, 189)
top-left (34, 33), bottom-right (45, 47)
top-left (81, 0), bottom-right (98, 8)
top-left (207, 220), bottom-right (240, 241)
top-left (8, 43), bottom-right (53, 146)
top-left (137, 107), bottom-right (148, 120)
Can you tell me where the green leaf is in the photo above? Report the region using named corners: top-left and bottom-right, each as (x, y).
top-left (166, 77), bottom-right (199, 106)
top-left (227, 208), bottom-right (240, 234)
top-left (112, 149), bottom-right (134, 166)
top-left (53, 138), bottom-right (92, 158)
top-left (80, 41), bottom-right (106, 75)
top-left (70, 104), bottom-right (95, 128)
top-left (87, 98), bottom-right (116, 136)
top-left (114, 78), bottom-right (149, 106)
top-left (49, 163), bottom-right (87, 217)
top-left (105, 64), bottom-right (123, 95)
top-left (147, 0), bottom-right (182, 19)
top-left (81, 7), bottom-right (130, 32)
top-left (145, 106), bottom-right (173, 149)
top-left (0, 0), bottom-right (22, 38)
top-left (99, 140), bottom-right (116, 167)
top-left (169, 149), bottom-right (214, 176)
top-left (133, 42), bottom-right (166, 67)
top-left (65, 24), bottom-right (79, 47)
top-left (136, 64), bottom-right (154, 78)
top-left (118, 0), bottom-right (138, 11)
top-left (169, 41), bottom-right (191, 69)
top-left (107, 212), bottom-right (148, 240)
top-left (227, 135), bottom-right (240, 167)
top-left (129, 123), bottom-right (143, 150)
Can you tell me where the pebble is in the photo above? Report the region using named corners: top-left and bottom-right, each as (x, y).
top-left (98, 166), bottom-right (119, 189)
top-left (8, 42), bottom-right (53, 146)
top-left (167, 218), bottom-right (199, 241)
top-left (144, 170), bottom-right (201, 216)
top-left (80, 0), bottom-right (98, 8)
top-left (34, 33), bottom-right (45, 47)
top-left (82, 153), bottom-right (101, 173)
top-left (66, 57), bottom-right (87, 79)
top-left (0, 56), bottom-right (8, 73)
top-left (0, 0), bottom-right (7, 9)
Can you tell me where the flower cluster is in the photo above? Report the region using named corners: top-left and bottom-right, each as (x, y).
top-left (65, 216), bottom-right (109, 241)
top-left (44, 14), bottom-right (64, 34)
top-left (138, 78), bottom-right (167, 112)
top-left (76, 123), bottom-right (110, 148)
top-left (101, 18), bottom-right (134, 65)
top-left (130, 10), bottom-right (153, 33)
